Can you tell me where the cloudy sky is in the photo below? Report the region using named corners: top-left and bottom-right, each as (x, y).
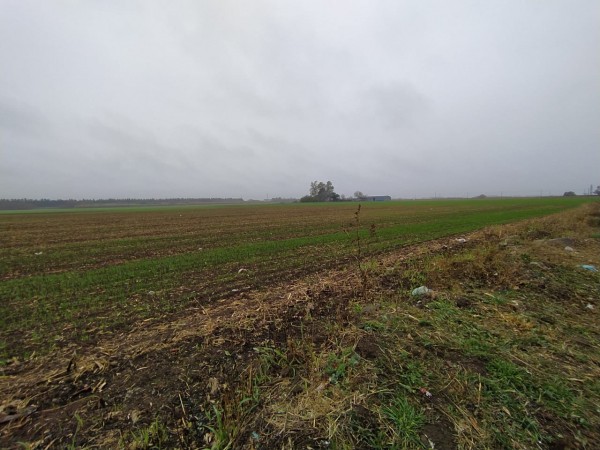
top-left (1, 1), bottom-right (599, 200)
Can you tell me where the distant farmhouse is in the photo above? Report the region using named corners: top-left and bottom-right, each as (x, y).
top-left (363, 195), bottom-right (392, 202)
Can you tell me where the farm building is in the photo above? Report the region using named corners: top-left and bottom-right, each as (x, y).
top-left (364, 195), bottom-right (391, 201)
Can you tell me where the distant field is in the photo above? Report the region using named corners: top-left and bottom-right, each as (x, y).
top-left (0, 197), bottom-right (594, 359)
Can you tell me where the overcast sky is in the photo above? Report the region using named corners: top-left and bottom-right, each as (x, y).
top-left (1, 1), bottom-right (599, 200)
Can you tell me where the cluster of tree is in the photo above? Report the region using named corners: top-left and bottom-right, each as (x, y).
top-left (299, 182), bottom-right (376, 202)
top-left (564, 186), bottom-right (600, 197)
top-left (0, 198), bottom-right (244, 210)
top-left (300, 181), bottom-right (340, 202)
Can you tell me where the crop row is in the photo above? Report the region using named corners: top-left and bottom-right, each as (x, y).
top-left (0, 197), bottom-right (593, 359)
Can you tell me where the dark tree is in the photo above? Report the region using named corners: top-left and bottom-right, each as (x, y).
top-left (301, 180), bottom-right (339, 202)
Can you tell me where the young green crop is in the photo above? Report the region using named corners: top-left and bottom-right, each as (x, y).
top-left (1, 197), bottom-right (596, 359)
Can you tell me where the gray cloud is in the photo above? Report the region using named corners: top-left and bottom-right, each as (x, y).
top-left (349, 83), bottom-right (431, 130)
top-left (1, 0), bottom-right (599, 199)
top-left (0, 97), bottom-right (60, 145)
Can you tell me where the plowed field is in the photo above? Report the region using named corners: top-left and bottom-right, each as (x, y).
top-left (1, 198), bottom-right (599, 449)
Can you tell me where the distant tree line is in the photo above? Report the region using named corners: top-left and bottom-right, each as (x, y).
top-left (0, 198), bottom-right (244, 210)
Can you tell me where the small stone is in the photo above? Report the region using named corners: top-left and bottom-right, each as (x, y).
top-left (564, 246), bottom-right (574, 252)
top-left (411, 286), bottom-right (431, 296)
